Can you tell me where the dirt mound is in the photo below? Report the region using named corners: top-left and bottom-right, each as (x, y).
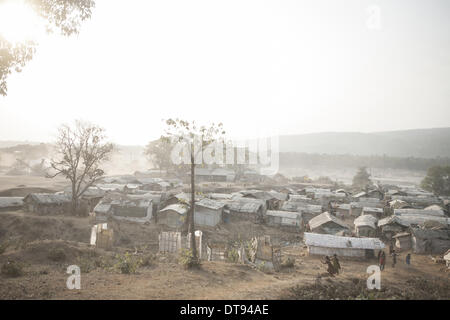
top-left (0, 213), bottom-right (90, 246)
top-left (0, 239), bottom-right (106, 267)
top-left (0, 187), bottom-right (55, 197)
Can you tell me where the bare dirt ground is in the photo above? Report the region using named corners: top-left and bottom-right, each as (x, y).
top-left (0, 175), bottom-right (449, 300)
top-left (0, 209), bottom-right (448, 300)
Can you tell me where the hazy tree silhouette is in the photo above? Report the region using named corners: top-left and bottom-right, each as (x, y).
top-left (421, 165), bottom-right (450, 196)
top-left (48, 120), bottom-right (113, 215)
top-left (0, 0), bottom-right (95, 95)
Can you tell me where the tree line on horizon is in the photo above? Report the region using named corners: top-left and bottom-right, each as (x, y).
top-left (279, 152), bottom-right (450, 172)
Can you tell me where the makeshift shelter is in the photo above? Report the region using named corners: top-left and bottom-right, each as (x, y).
top-left (281, 202), bottom-right (322, 222)
top-left (90, 223), bottom-right (114, 250)
top-left (206, 242), bottom-right (228, 261)
top-left (160, 192), bottom-right (194, 209)
top-left (208, 193), bottom-right (233, 201)
top-left (410, 227), bottom-right (450, 254)
top-left (366, 189), bottom-right (384, 200)
top-left (288, 194), bottom-right (312, 202)
top-left (239, 190), bottom-right (286, 210)
top-left (249, 236), bottom-right (281, 271)
top-left (362, 207), bottom-right (384, 219)
top-left (394, 208), bottom-right (446, 217)
top-left (194, 198), bottom-right (225, 227)
top-left (391, 195), bottom-right (441, 207)
top-left (157, 204), bottom-right (188, 228)
top-left (158, 230), bottom-right (203, 258)
top-left (392, 232), bottom-right (411, 251)
top-left (308, 212), bottom-right (349, 235)
top-left (0, 197), bottom-right (24, 211)
top-left (303, 232), bottom-right (385, 259)
top-left (93, 194), bottom-right (153, 223)
top-left (223, 198), bottom-right (265, 222)
top-left (389, 199), bottom-right (411, 210)
top-left (195, 168), bottom-right (235, 182)
top-left (378, 215), bottom-right (450, 239)
top-left (444, 250), bottom-right (450, 269)
top-left (265, 210), bottom-right (302, 232)
top-left (23, 193), bottom-right (71, 215)
top-left (354, 214), bottom-right (378, 237)
top-left (335, 203), bottom-right (350, 218)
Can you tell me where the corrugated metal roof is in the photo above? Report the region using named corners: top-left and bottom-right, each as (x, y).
top-left (394, 209), bottom-right (445, 217)
top-left (308, 212), bottom-right (348, 230)
top-left (24, 193), bottom-right (71, 204)
top-left (410, 228), bottom-right (450, 240)
top-left (304, 232), bottom-right (385, 250)
top-left (424, 205), bottom-right (444, 211)
top-left (208, 193), bottom-right (233, 200)
top-left (363, 207), bottom-right (383, 213)
top-left (94, 194), bottom-right (153, 214)
top-left (224, 200), bottom-right (263, 213)
top-left (288, 194), bottom-right (311, 202)
top-left (379, 214), bottom-right (450, 228)
top-left (196, 198), bottom-right (225, 210)
top-left (281, 201), bottom-right (321, 213)
top-left (266, 210), bottom-right (301, 219)
top-left (354, 214), bottom-right (378, 229)
top-left (159, 204), bottom-right (188, 215)
top-left (353, 192), bottom-right (367, 198)
top-left (337, 204), bottom-right (351, 210)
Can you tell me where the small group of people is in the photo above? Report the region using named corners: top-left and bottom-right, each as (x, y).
top-left (321, 249), bottom-right (412, 275)
top-left (378, 247), bottom-right (411, 270)
top-left (322, 254), bottom-right (341, 276)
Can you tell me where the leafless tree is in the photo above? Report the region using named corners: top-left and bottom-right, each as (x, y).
top-left (48, 120), bottom-right (114, 215)
top-left (164, 119), bottom-right (225, 261)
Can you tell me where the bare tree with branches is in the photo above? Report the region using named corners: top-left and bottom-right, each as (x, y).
top-left (164, 119), bottom-right (225, 262)
top-left (48, 120), bottom-right (114, 215)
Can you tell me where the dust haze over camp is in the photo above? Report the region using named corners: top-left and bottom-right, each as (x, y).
top-left (0, 0), bottom-right (449, 303)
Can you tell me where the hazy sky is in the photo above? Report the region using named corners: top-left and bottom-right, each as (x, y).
top-left (0, 0), bottom-right (449, 145)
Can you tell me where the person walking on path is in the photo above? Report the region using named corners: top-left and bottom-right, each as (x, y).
top-left (406, 253), bottom-right (411, 267)
top-left (379, 251), bottom-right (386, 271)
top-left (332, 254), bottom-right (341, 274)
top-left (391, 250), bottom-right (398, 268)
top-left (322, 256), bottom-right (336, 276)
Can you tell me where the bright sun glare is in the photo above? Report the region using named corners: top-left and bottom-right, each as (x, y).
top-left (0, 0), bottom-right (42, 44)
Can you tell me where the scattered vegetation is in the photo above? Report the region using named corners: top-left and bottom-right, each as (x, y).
top-left (114, 252), bottom-right (142, 274)
top-left (352, 166), bottom-right (372, 190)
top-left (226, 248), bottom-right (239, 263)
top-left (178, 248), bottom-right (201, 269)
top-left (1, 261), bottom-right (24, 278)
top-left (421, 165), bottom-right (450, 196)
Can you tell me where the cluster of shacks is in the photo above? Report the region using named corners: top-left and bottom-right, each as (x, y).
top-left (1, 171), bottom-right (449, 261)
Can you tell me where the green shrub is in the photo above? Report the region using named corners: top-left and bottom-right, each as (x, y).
top-left (114, 252), bottom-right (142, 274)
top-left (76, 256), bottom-right (95, 273)
top-left (1, 261), bottom-right (24, 277)
top-left (226, 248), bottom-right (239, 263)
top-left (178, 248), bottom-right (201, 269)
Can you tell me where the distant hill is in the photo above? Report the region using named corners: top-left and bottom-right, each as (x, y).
top-left (2, 127), bottom-right (450, 159)
top-left (0, 141), bottom-right (42, 148)
top-left (279, 127), bottom-right (450, 158)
